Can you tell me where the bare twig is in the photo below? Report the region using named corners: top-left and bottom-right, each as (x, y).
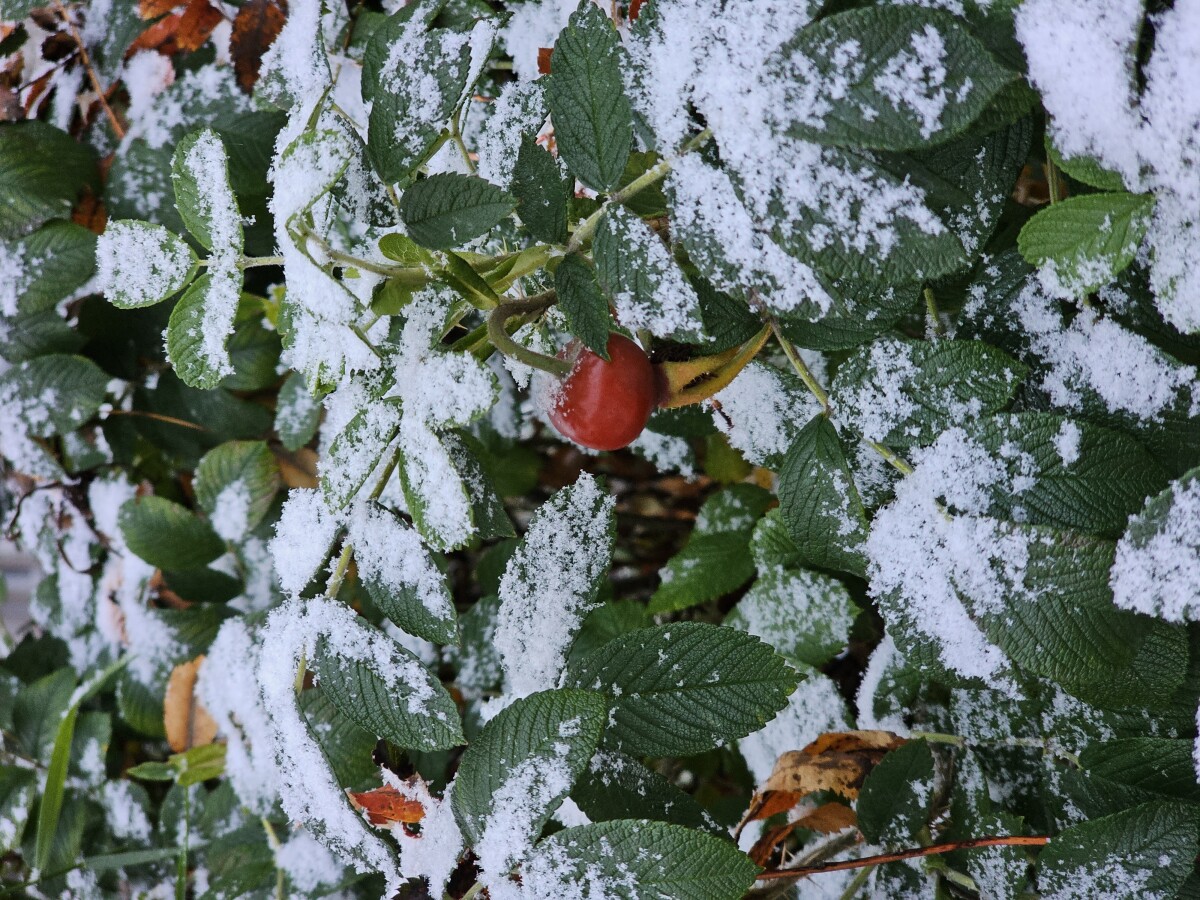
top-left (54, 1), bottom-right (125, 139)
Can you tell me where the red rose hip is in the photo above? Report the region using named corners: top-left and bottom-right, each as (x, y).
top-left (547, 333), bottom-right (658, 451)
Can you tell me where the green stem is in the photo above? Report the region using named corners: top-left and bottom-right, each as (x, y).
top-left (261, 818), bottom-right (286, 900)
top-left (837, 864), bottom-right (875, 900)
top-left (771, 321), bottom-right (830, 412)
top-left (240, 255), bottom-right (286, 269)
top-left (448, 113), bottom-right (476, 176)
top-left (306, 231), bottom-right (431, 281)
top-left (923, 287), bottom-right (945, 337)
top-left (486, 293), bottom-right (570, 376)
top-left (1045, 157), bottom-right (1062, 205)
top-left (176, 787), bottom-right (189, 900)
top-left (566, 127), bottom-right (713, 254)
top-left (867, 441), bottom-right (915, 477)
top-left (458, 882), bottom-right (485, 900)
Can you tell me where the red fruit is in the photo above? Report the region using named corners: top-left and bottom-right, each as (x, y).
top-left (547, 334), bottom-right (658, 451)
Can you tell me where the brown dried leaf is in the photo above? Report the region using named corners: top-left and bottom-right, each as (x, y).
top-left (348, 783), bottom-right (427, 827)
top-left (275, 446), bottom-right (318, 489)
top-left (742, 731), bottom-right (906, 825)
top-left (231, 0), bottom-right (285, 93)
top-left (537, 46), bottom-right (552, 75)
top-left (127, 16), bottom-right (183, 55)
top-left (72, 189), bottom-right (107, 235)
top-left (173, 0), bottom-right (223, 52)
top-left (164, 655), bottom-right (219, 753)
top-left (139, 0), bottom-right (186, 19)
top-left (747, 802), bottom-right (859, 866)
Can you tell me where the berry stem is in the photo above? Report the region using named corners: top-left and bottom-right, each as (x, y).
top-left (486, 292), bottom-right (572, 377)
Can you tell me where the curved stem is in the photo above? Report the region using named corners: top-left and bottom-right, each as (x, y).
top-left (757, 836), bottom-right (1049, 881)
top-left (770, 321), bottom-right (830, 411)
top-left (486, 294), bottom-right (571, 377)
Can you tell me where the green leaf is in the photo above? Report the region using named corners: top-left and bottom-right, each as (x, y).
top-left (0, 121), bottom-right (96, 239)
top-left (440, 250), bottom-right (503, 310)
top-left (555, 253), bottom-right (611, 358)
top-left (166, 271), bottom-right (243, 389)
top-left (856, 740), bottom-right (935, 846)
top-left (1038, 802), bottom-right (1200, 900)
top-left (119, 495), bottom-right (225, 571)
top-left (545, 2), bottom-right (633, 192)
top-left (171, 129), bottom-right (243, 254)
top-left (594, 204), bottom-right (705, 342)
top-left (11, 669), bottom-right (74, 763)
top-left (1046, 136), bottom-right (1127, 192)
top-left (351, 501), bottom-right (458, 646)
top-left (171, 743), bottom-right (227, 787)
top-left (832, 338), bottom-right (1028, 448)
top-left (647, 532), bottom-right (757, 615)
top-left (10, 221), bottom-right (98, 314)
top-left (365, 6), bottom-right (473, 184)
top-left (2, 309), bottom-right (84, 363)
top-left (299, 686), bottom-right (380, 793)
top-left (397, 421), bottom-right (474, 551)
top-left (96, 220), bottom-right (197, 310)
top-left (378, 231), bottom-right (437, 266)
top-left (512, 133), bottom-right (570, 244)
top-left (777, 278), bottom-right (919, 352)
top-left (321, 403), bottom-right (401, 509)
top-left (568, 600), bottom-right (652, 665)
top-left (193, 440), bottom-right (280, 542)
top-left (565, 622), bottom-right (798, 757)
top-left (776, 415), bottom-right (869, 577)
top-left (400, 173), bottom-right (517, 250)
top-left (1080, 739), bottom-right (1200, 804)
top-left (275, 371), bottom-right (324, 452)
top-left (571, 751), bottom-right (719, 834)
top-left (966, 413), bottom-right (1170, 539)
top-left (531, 819), bottom-right (759, 899)
top-left (0, 354), bottom-right (109, 438)
top-left (452, 689), bottom-right (607, 849)
top-left (726, 567), bottom-right (857, 669)
top-left (313, 631), bottom-right (464, 751)
top-left (127, 761), bottom-right (177, 782)
top-left (773, 6), bottom-right (1017, 151)
top-left (1018, 192), bottom-right (1153, 297)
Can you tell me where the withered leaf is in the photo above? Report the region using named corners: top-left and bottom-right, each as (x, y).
top-left (348, 783), bottom-right (427, 827)
top-left (742, 730), bottom-right (906, 825)
top-left (748, 802), bottom-right (859, 867)
top-left (173, 0), bottom-right (224, 52)
top-left (231, 0), bottom-right (285, 93)
top-left (139, 0), bottom-right (186, 19)
top-left (164, 655), bottom-right (219, 753)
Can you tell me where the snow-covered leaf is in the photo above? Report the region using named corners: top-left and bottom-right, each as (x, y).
top-left (594, 204), bottom-right (705, 342)
top-left (528, 819), bottom-right (759, 899)
top-left (442, 430), bottom-right (516, 541)
top-left (776, 415), bottom-right (868, 577)
top-left (0, 121), bottom-right (96, 240)
top-left (193, 441), bottom-right (281, 543)
top-left (397, 419), bottom-right (476, 551)
top-left (451, 689), bottom-right (607, 860)
top-left (832, 337), bottom-right (1027, 448)
top-left (0, 767), bottom-right (36, 854)
top-left (96, 220), bottom-right (196, 310)
top-left (9, 221), bottom-right (97, 314)
top-left (565, 622), bottom-right (798, 757)
top-left (119, 495), bottom-right (225, 571)
top-left (298, 687), bottom-right (381, 794)
top-left (275, 372), bottom-right (323, 452)
top-left (348, 501), bottom-right (457, 646)
top-left (171, 129), bottom-right (244, 255)
top-left (1080, 739), bottom-right (1200, 804)
top-left (166, 272), bottom-right (242, 389)
top-left (545, 1), bottom-right (633, 192)
top-left (1038, 802), bottom-right (1199, 900)
top-left (571, 751), bottom-right (718, 835)
top-left (855, 739), bottom-right (935, 846)
top-left (320, 403), bottom-right (401, 509)
top-left (1018, 192), bottom-right (1154, 298)
top-left (400, 174), bottom-right (517, 250)
top-left (773, 6), bottom-right (1018, 151)
top-left (0, 353), bottom-right (108, 437)
top-left (313, 630), bottom-right (463, 751)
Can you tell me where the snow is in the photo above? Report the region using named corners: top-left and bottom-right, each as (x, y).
top-left (476, 81), bottom-right (547, 190)
top-left (380, 772), bottom-right (463, 897)
top-left (1053, 421), bottom-right (1082, 467)
top-left (273, 827), bottom-right (345, 893)
top-left (739, 672), bottom-right (850, 785)
top-left (501, 0), bottom-right (605, 82)
top-left (209, 480), bottom-right (250, 543)
top-left (495, 474), bottom-right (615, 699)
top-left (100, 780), bottom-right (151, 842)
top-left (872, 25), bottom-right (952, 140)
top-left (711, 360), bottom-right (823, 465)
top-left (195, 619), bottom-right (279, 816)
top-left (396, 417), bottom-right (476, 551)
top-left (1111, 472), bottom-right (1200, 623)
top-left (270, 488), bottom-right (342, 597)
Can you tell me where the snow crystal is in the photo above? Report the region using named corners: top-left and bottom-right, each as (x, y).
top-left (1111, 473), bottom-right (1200, 623)
top-left (381, 773), bottom-right (464, 896)
top-left (196, 619), bottom-right (279, 815)
top-left (270, 488), bottom-right (342, 596)
top-left (629, 429), bottom-right (696, 478)
top-left (95, 221), bottom-right (194, 309)
top-left (501, 0), bottom-right (605, 82)
top-left (101, 780), bottom-right (151, 842)
top-left (1053, 420), bottom-right (1082, 467)
top-left (495, 474), bottom-right (614, 699)
top-left (257, 0), bottom-right (331, 105)
top-left (477, 754), bottom-right (573, 885)
top-left (378, 16), bottom-right (469, 149)
top-left (209, 480), bottom-right (250, 543)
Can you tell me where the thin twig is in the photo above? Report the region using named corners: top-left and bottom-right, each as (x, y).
top-left (756, 835), bottom-right (1049, 881)
top-left (104, 409), bottom-right (209, 432)
top-left (54, 1), bottom-right (124, 139)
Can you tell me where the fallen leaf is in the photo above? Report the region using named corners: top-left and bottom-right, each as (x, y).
top-left (629, 0), bottom-right (646, 21)
top-left (127, 15), bottom-right (183, 55)
top-left (274, 446), bottom-right (318, 489)
top-left (747, 802), bottom-right (859, 867)
top-left (537, 46), bottom-right (552, 75)
top-left (348, 782), bottom-right (427, 827)
top-left (163, 655), bottom-right (219, 753)
top-left (740, 730), bottom-right (906, 826)
top-left (230, 0), bottom-right (285, 93)
top-left (72, 188), bottom-right (107, 234)
top-left (173, 0), bottom-right (223, 52)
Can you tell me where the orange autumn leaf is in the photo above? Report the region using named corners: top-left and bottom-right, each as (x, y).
top-left (348, 785), bottom-right (427, 827)
top-left (231, 0), bottom-right (285, 93)
top-left (741, 730), bottom-right (906, 826)
top-left (163, 655), bottom-right (219, 753)
top-left (537, 46), bottom-right (552, 75)
top-left (629, 0), bottom-right (646, 21)
top-left (173, 0), bottom-right (224, 52)
top-left (139, 0), bottom-right (186, 19)
top-left (127, 16), bottom-right (183, 55)
top-left (747, 802), bottom-right (859, 867)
